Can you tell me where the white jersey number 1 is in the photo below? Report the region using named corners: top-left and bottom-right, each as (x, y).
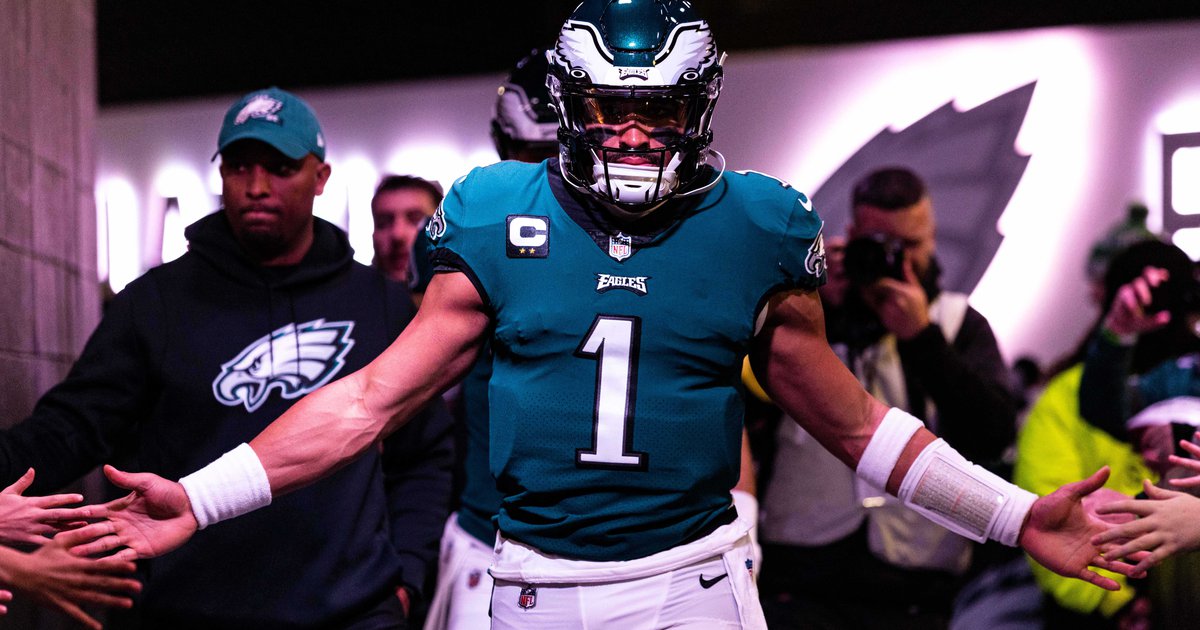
top-left (574, 315), bottom-right (648, 470)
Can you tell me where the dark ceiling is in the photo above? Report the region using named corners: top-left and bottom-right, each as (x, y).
top-left (98, 1), bottom-right (1200, 106)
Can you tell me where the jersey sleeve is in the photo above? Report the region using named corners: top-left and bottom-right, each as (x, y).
top-left (426, 169), bottom-right (491, 304)
top-left (776, 189), bottom-right (826, 290)
top-left (427, 171), bottom-right (469, 269)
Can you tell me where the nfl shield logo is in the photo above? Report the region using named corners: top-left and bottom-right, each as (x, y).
top-left (467, 570), bottom-right (481, 589)
top-left (608, 232), bottom-right (632, 261)
top-left (518, 586), bottom-right (538, 610)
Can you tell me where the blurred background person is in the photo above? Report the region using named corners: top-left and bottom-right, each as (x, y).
top-left (1014, 238), bottom-right (1199, 629)
top-left (1078, 242), bottom-right (1200, 441)
top-left (371, 175), bottom-right (443, 287)
top-left (1072, 241), bottom-right (1200, 629)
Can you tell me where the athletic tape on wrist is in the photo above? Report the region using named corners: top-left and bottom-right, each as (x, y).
top-left (179, 443), bottom-right (273, 530)
top-left (898, 439), bottom-right (1037, 546)
top-left (856, 408), bottom-right (923, 491)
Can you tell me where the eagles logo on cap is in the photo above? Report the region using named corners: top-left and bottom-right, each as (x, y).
top-left (215, 87), bottom-right (326, 162)
top-left (234, 95), bottom-right (283, 125)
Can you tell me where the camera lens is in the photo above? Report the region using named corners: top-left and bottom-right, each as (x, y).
top-left (844, 235), bottom-right (904, 286)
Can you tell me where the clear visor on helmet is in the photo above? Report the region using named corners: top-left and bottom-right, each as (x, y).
top-left (577, 94), bottom-right (689, 136)
top-left (562, 90), bottom-right (702, 170)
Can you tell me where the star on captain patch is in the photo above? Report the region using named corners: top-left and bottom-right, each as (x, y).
top-left (608, 232), bottom-right (632, 261)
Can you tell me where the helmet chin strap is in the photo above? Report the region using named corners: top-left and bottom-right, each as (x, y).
top-left (674, 149), bottom-right (726, 199)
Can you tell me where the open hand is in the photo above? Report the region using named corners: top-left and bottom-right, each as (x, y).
top-left (68, 465), bottom-right (197, 560)
top-left (1166, 434), bottom-right (1200, 488)
top-left (0, 525), bottom-right (140, 630)
top-left (1019, 467), bottom-right (1139, 590)
top-left (0, 469), bottom-right (94, 546)
top-left (1092, 479), bottom-right (1200, 574)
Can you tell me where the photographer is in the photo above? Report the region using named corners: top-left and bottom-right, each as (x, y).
top-left (759, 167), bottom-right (1017, 630)
top-left (835, 168), bottom-right (1016, 458)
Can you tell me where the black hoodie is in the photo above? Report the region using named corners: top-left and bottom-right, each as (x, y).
top-left (0, 212), bottom-right (453, 628)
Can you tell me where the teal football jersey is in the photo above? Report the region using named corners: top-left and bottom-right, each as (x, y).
top-left (429, 160), bottom-right (824, 561)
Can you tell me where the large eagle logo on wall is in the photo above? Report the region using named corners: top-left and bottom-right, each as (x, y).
top-left (212, 319), bottom-right (356, 413)
top-left (813, 82), bottom-right (1036, 293)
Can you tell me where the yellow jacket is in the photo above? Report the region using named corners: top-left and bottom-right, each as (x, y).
top-left (1014, 364), bottom-right (1155, 617)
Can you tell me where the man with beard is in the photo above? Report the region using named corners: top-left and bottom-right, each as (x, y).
top-left (0, 87), bottom-right (453, 628)
top-left (758, 167), bottom-right (1018, 629)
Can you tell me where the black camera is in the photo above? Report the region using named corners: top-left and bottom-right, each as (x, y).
top-left (843, 234), bottom-right (906, 286)
top-left (1148, 272), bottom-right (1200, 319)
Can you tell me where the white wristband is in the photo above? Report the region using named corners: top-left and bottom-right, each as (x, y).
top-left (857, 407), bottom-right (923, 491)
top-left (898, 438), bottom-right (1037, 546)
top-left (179, 443), bottom-right (273, 530)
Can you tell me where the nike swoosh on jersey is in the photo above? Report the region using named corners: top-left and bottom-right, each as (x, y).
top-left (699, 573), bottom-right (728, 589)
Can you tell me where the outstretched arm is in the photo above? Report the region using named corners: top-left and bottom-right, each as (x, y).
top-left (0, 526), bottom-right (140, 630)
top-left (252, 271), bottom-right (488, 495)
top-left (0, 469), bottom-right (94, 546)
top-left (75, 272), bottom-right (490, 559)
top-left (750, 289), bottom-right (1135, 589)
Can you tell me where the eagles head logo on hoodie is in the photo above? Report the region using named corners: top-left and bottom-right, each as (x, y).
top-left (212, 319), bottom-right (356, 413)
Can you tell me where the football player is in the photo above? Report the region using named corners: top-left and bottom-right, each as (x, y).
top-left (490, 49), bottom-right (560, 164)
top-left (426, 47), bottom-right (766, 629)
top-left (81, 2), bottom-right (1139, 628)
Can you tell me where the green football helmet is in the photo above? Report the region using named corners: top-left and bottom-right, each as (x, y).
top-left (548, 0), bottom-right (725, 218)
top-left (492, 49), bottom-right (560, 162)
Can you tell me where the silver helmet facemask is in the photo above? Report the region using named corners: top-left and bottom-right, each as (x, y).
top-left (548, 42), bottom-right (724, 217)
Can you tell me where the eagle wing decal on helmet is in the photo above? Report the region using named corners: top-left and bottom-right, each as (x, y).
top-left (212, 319), bottom-right (356, 413)
top-left (653, 23), bottom-right (717, 84)
top-left (556, 21), bottom-right (614, 80)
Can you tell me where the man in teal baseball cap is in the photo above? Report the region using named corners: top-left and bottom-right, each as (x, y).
top-left (0, 82), bottom-right (455, 628)
top-left (215, 86), bottom-right (326, 162)
top-left (214, 87), bottom-right (332, 265)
